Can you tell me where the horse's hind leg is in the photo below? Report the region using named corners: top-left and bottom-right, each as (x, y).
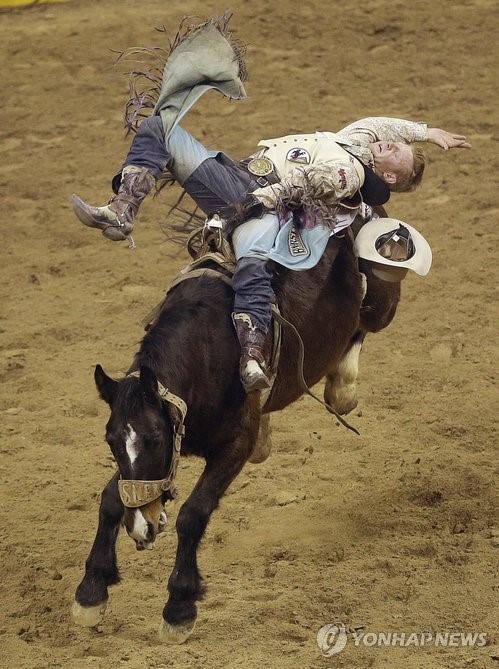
top-left (248, 411), bottom-right (272, 463)
top-left (72, 473), bottom-right (123, 627)
top-left (324, 330), bottom-right (366, 415)
top-left (159, 434), bottom-right (253, 644)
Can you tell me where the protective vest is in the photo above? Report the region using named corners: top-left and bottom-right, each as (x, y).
top-left (257, 132), bottom-right (365, 185)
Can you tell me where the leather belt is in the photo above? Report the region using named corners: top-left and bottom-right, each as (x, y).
top-left (239, 155), bottom-right (281, 188)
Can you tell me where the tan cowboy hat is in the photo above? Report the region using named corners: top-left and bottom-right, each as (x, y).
top-left (353, 217), bottom-right (432, 282)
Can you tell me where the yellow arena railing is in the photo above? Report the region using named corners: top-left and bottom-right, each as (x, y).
top-left (0, 0), bottom-right (69, 6)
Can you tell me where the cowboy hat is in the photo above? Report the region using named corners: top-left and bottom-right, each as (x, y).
top-left (353, 217), bottom-right (432, 282)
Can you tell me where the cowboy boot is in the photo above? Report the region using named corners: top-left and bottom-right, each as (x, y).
top-left (233, 313), bottom-right (271, 392)
top-left (71, 165), bottom-right (155, 241)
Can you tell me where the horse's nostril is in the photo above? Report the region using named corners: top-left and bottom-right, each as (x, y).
top-left (158, 511), bottom-right (167, 533)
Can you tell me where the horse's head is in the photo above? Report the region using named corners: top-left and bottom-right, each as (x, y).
top-left (95, 364), bottom-right (182, 550)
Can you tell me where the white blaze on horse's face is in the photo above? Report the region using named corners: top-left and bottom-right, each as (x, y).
top-left (125, 423), bottom-right (139, 467)
top-left (122, 424), bottom-right (154, 549)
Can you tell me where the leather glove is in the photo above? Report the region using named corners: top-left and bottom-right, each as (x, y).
top-left (216, 193), bottom-right (265, 227)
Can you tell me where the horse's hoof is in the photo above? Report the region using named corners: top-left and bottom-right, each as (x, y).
top-left (158, 618), bottom-right (196, 644)
top-left (71, 600), bottom-right (107, 627)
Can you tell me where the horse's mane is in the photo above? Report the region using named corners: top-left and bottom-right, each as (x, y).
top-left (130, 275), bottom-right (236, 387)
top-left (114, 375), bottom-right (145, 417)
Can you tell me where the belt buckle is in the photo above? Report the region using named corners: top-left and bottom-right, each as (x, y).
top-left (247, 157), bottom-right (274, 178)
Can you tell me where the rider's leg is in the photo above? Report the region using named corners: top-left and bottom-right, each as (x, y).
top-left (167, 127), bottom-right (255, 212)
top-left (232, 257), bottom-right (275, 392)
top-left (71, 116), bottom-right (167, 240)
top-left (72, 115), bottom-right (273, 391)
top-left (167, 143), bottom-right (273, 393)
top-left (71, 120), bottom-right (255, 238)
top-left (115, 115), bottom-right (171, 183)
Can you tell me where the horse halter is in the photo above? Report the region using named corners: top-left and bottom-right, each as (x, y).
top-left (117, 372), bottom-right (187, 509)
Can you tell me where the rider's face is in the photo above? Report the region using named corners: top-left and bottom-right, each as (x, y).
top-left (370, 141), bottom-right (414, 181)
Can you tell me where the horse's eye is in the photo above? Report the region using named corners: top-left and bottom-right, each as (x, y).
top-left (147, 432), bottom-right (163, 447)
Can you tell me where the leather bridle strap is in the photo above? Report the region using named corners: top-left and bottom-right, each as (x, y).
top-left (117, 371), bottom-right (187, 508)
top-left (271, 307), bottom-right (360, 436)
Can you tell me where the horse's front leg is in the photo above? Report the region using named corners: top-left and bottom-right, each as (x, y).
top-left (159, 437), bottom-right (252, 644)
top-left (324, 330), bottom-right (366, 415)
top-left (72, 473), bottom-right (123, 627)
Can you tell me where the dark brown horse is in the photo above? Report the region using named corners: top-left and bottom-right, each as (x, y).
top-left (72, 214), bottom-right (399, 643)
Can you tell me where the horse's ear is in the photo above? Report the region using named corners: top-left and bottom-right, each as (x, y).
top-left (94, 364), bottom-right (118, 406)
top-left (139, 365), bottom-right (159, 405)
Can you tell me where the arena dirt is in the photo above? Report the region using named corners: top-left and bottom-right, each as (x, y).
top-left (0, 1), bottom-right (497, 667)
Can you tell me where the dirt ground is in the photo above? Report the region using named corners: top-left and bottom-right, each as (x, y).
top-left (0, 0), bottom-right (497, 667)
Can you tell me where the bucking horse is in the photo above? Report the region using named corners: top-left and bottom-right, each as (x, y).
top-left (72, 210), bottom-right (400, 643)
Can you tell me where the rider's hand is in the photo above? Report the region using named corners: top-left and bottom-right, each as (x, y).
top-left (427, 128), bottom-right (472, 150)
top-left (216, 193), bottom-right (265, 226)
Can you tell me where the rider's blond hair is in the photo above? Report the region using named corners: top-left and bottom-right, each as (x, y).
top-left (391, 146), bottom-right (426, 193)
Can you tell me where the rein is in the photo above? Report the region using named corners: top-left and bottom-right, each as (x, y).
top-left (117, 371), bottom-right (187, 509)
top-left (265, 228), bottom-right (360, 434)
top-left (271, 308), bottom-right (360, 435)
top-left (158, 259), bottom-right (360, 434)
